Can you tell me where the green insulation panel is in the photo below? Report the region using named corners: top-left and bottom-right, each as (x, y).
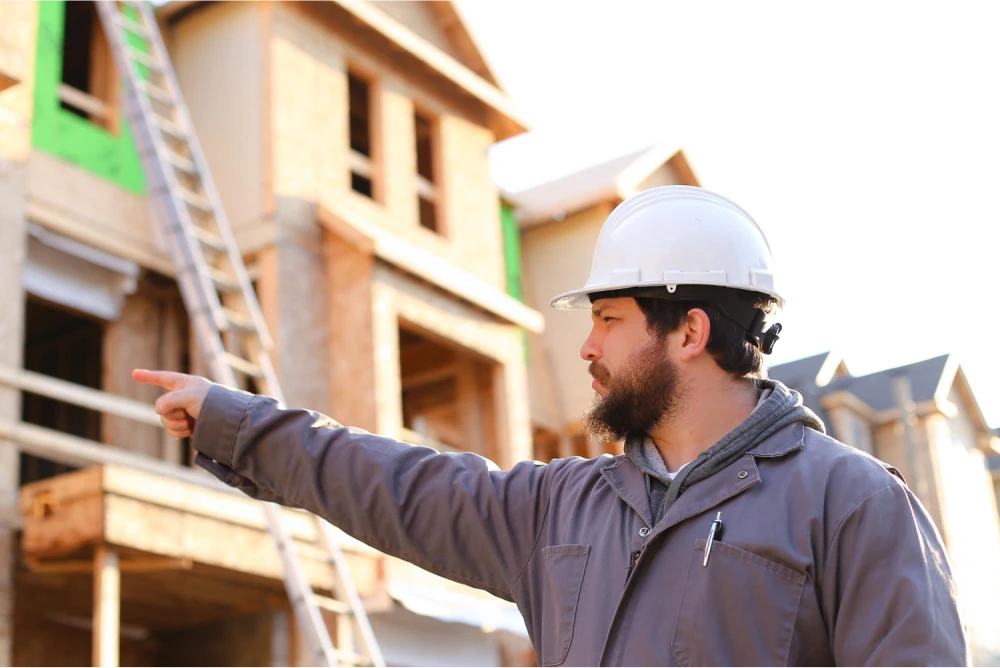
top-left (31, 1), bottom-right (148, 194)
top-left (501, 201), bottom-right (524, 302)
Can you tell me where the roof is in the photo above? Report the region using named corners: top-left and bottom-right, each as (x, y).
top-left (502, 142), bottom-right (698, 225)
top-left (768, 353), bottom-right (830, 390)
top-left (157, 1), bottom-right (529, 139)
top-left (769, 353), bottom-right (836, 431)
top-left (826, 355), bottom-right (950, 412)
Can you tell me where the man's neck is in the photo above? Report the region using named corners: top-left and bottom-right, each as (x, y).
top-left (647, 377), bottom-right (760, 472)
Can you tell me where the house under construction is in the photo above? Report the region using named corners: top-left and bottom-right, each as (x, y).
top-left (0, 1), bottom-right (540, 665)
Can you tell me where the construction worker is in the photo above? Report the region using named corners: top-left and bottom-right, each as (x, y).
top-left (135, 185), bottom-right (969, 666)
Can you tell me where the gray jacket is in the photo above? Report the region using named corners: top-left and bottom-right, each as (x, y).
top-left (193, 385), bottom-right (970, 666)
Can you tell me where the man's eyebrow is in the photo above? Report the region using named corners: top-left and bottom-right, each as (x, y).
top-left (591, 305), bottom-right (613, 318)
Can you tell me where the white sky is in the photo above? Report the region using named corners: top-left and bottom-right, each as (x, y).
top-left (460, 1), bottom-right (1000, 428)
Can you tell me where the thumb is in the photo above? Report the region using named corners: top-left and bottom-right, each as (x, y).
top-left (154, 387), bottom-right (205, 420)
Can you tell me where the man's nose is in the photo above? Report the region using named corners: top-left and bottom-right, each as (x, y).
top-left (580, 330), bottom-right (601, 362)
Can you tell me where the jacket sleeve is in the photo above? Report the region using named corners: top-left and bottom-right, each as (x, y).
top-left (190, 384), bottom-right (555, 600)
top-left (822, 480), bottom-right (971, 666)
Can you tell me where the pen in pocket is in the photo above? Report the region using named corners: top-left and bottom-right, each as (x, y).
top-left (703, 511), bottom-right (723, 567)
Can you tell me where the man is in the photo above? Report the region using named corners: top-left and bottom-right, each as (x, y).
top-left (135, 186), bottom-right (968, 666)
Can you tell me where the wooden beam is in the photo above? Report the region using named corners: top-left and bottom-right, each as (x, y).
top-left (27, 556), bottom-right (193, 575)
top-left (318, 204), bottom-right (544, 333)
top-left (92, 546), bottom-right (120, 668)
top-left (333, 0), bottom-right (529, 133)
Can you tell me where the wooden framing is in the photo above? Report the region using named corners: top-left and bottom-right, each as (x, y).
top-left (370, 264), bottom-right (532, 469)
top-left (17, 464), bottom-right (381, 598)
top-left (92, 546), bottom-right (120, 667)
top-left (318, 203), bottom-right (543, 333)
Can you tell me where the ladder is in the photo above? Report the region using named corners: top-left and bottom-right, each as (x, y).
top-left (94, 3), bottom-right (385, 666)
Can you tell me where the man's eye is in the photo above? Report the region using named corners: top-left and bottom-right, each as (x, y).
top-left (602, 317), bottom-right (616, 323)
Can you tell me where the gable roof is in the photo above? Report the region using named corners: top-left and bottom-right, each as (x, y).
top-left (769, 352), bottom-right (831, 389)
top-left (769, 353), bottom-right (838, 430)
top-left (423, 2), bottom-right (504, 88)
top-left (501, 142), bottom-right (699, 226)
top-left (826, 355), bottom-right (951, 412)
top-left (157, 1), bottom-right (529, 140)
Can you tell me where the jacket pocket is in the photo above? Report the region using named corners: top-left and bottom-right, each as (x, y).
top-left (672, 539), bottom-right (806, 667)
top-left (538, 544), bottom-right (590, 666)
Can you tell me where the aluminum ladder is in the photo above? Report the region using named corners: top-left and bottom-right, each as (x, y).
top-left (94, 2), bottom-right (385, 665)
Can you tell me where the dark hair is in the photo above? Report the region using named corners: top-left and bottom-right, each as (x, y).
top-left (592, 287), bottom-right (778, 379)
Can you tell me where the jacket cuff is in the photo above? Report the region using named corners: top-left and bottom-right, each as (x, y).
top-left (191, 384), bottom-right (254, 468)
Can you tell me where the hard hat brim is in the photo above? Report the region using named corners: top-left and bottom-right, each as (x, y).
top-left (550, 282), bottom-right (786, 310)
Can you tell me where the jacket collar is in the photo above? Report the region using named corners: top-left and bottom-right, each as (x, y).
top-left (601, 422), bottom-right (807, 530)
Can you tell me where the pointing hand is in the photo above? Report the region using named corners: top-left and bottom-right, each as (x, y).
top-left (132, 368), bottom-right (213, 440)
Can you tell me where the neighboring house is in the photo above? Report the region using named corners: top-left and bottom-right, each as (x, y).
top-left (0, 1), bottom-right (538, 665)
top-left (498, 143), bottom-right (700, 460)
top-left (771, 352), bottom-right (1000, 665)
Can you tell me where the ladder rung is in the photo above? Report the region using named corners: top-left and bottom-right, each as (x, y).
top-left (140, 80), bottom-right (174, 106)
top-left (220, 307), bottom-right (255, 333)
top-left (191, 227), bottom-right (226, 253)
top-left (224, 352), bottom-right (263, 379)
top-left (313, 594), bottom-right (354, 615)
top-left (167, 151), bottom-right (197, 175)
top-left (332, 650), bottom-right (370, 667)
top-left (178, 188), bottom-right (212, 213)
top-left (206, 267), bottom-right (241, 292)
top-left (153, 115), bottom-right (184, 140)
top-left (126, 47), bottom-right (162, 72)
top-left (116, 14), bottom-right (149, 38)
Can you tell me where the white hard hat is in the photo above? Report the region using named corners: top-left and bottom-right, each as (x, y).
top-left (550, 185), bottom-right (783, 310)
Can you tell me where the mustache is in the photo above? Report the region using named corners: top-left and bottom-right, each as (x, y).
top-left (589, 362), bottom-right (611, 385)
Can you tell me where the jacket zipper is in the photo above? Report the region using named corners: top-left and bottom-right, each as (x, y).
top-left (625, 549), bottom-right (642, 583)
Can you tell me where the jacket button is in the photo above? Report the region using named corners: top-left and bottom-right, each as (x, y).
top-left (738, 471), bottom-right (748, 479)
top-left (639, 527), bottom-right (650, 537)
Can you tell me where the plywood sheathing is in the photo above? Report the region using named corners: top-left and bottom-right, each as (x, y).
top-left (0, 2), bottom-right (35, 118)
top-left (283, 1), bottom-right (524, 138)
top-left (325, 228), bottom-right (379, 432)
top-left (271, 3), bottom-right (508, 293)
top-left (102, 282), bottom-right (187, 463)
top-left (371, 265), bottom-right (532, 469)
top-left (25, 152), bottom-right (172, 275)
top-left (273, 200), bottom-right (332, 411)
top-left (170, 1), bottom-right (270, 250)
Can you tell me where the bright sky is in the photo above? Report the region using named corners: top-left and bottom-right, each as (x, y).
top-left (460, 1), bottom-right (1000, 428)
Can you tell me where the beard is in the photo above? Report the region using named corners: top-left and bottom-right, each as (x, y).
top-left (582, 337), bottom-right (683, 444)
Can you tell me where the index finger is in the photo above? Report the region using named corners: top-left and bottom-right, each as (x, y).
top-left (132, 368), bottom-right (188, 391)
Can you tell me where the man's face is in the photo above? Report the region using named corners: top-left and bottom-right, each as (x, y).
top-left (580, 298), bottom-right (683, 442)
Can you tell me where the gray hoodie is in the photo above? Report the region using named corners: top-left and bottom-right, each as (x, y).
top-left (626, 379), bottom-right (825, 524)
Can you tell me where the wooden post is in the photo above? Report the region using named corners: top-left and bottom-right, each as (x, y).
top-left (0, 27), bottom-right (33, 655)
top-left (92, 546), bottom-right (120, 668)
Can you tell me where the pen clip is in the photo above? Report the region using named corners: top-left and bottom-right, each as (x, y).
top-left (702, 512), bottom-right (723, 567)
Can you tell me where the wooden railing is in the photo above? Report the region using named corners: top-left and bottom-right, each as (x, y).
top-left (0, 364), bottom-right (234, 492)
top-left (57, 83), bottom-right (113, 123)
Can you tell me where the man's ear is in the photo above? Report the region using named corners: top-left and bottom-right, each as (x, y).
top-left (677, 307), bottom-right (711, 362)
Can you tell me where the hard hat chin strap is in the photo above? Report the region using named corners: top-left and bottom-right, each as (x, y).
top-left (625, 286), bottom-right (782, 355)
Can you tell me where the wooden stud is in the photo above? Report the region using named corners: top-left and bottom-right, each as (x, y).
top-left (27, 556), bottom-right (193, 575)
top-left (92, 546), bottom-right (120, 668)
